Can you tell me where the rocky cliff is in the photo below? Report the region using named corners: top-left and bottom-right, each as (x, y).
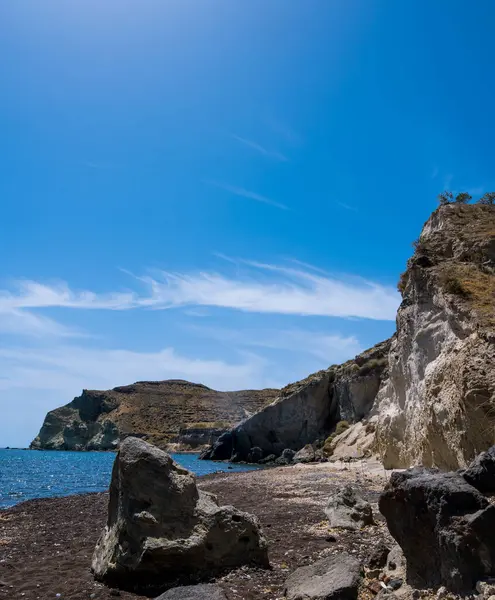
top-left (30, 380), bottom-right (279, 451)
top-left (204, 340), bottom-right (391, 461)
top-left (374, 203), bottom-right (495, 469)
top-left (204, 204), bottom-right (495, 468)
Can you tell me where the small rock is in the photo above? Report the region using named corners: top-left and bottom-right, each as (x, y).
top-left (368, 580), bottom-right (383, 595)
top-left (283, 552), bottom-right (361, 600)
top-left (247, 447), bottom-right (263, 463)
top-left (476, 581), bottom-right (495, 596)
top-left (388, 579), bottom-right (403, 591)
top-left (367, 542), bottom-right (391, 571)
top-left (325, 484), bottom-right (374, 530)
top-left (155, 583), bottom-right (228, 599)
top-left (293, 444), bottom-right (316, 464)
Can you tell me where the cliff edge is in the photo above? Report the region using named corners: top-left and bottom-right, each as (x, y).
top-left (30, 380), bottom-right (279, 451)
top-left (203, 204), bottom-right (495, 469)
top-left (374, 203), bottom-right (495, 468)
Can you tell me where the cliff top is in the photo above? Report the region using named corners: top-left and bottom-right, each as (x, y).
top-left (32, 379), bottom-right (280, 450)
top-left (399, 203), bottom-right (495, 329)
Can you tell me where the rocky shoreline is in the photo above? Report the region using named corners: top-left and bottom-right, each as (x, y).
top-left (0, 459), bottom-right (393, 600)
top-left (4, 442), bottom-right (495, 599)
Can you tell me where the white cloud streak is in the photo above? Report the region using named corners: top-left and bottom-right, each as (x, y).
top-left (206, 181), bottom-right (289, 211)
top-left (0, 308), bottom-right (82, 338)
top-left (0, 345), bottom-right (273, 394)
top-left (0, 261), bottom-right (400, 322)
top-left (187, 325), bottom-right (363, 364)
top-left (232, 135), bottom-right (288, 161)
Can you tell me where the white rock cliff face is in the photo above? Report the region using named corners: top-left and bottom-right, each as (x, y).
top-left (374, 205), bottom-right (495, 469)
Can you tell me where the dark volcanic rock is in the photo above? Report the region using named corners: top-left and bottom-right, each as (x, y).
top-left (325, 485), bottom-right (374, 530)
top-left (379, 467), bottom-right (495, 592)
top-left (199, 431), bottom-right (233, 461)
top-left (366, 541), bottom-right (390, 571)
top-left (92, 437), bottom-right (269, 594)
top-left (247, 446), bottom-right (263, 463)
top-left (155, 584), bottom-right (227, 600)
top-left (283, 553), bottom-right (361, 600)
top-left (462, 445), bottom-right (495, 493)
top-left (275, 448), bottom-right (296, 465)
top-left (204, 340), bottom-right (390, 462)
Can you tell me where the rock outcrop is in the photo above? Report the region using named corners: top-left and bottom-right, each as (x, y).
top-left (379, 467), bottom-right (495, 592)
top-left (375, 204), bottom-right (495, 469)
top-left (92, 437), bottom-right (268, 594)
top-left (283, 553), bottom-right (362, 600)
top-left (204, 340), bottom-right (390, 462)
top-left (325, 485), bottom-right (374, 530)
top-left (31, 380), bottom-right (278, 451)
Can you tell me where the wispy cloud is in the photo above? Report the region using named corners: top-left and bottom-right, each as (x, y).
top-left (187, 324), bottom-right (363, 364)
top-left (0, 308), bottom-right (83, 338)
top-left (0, 345), bottom-right (272, 394)
top-left (138, 264), bottom-right (399, 320)
top-left (0, 280), bottom-right (137, 311)
top-left (206, 181), bottom-right (289, 211)
top-left (337, 202), bottom-right (358, 212)
top-left (0, 261), bottom-right (400, 321)
top-left (231, 135), bottom-right (288, 162)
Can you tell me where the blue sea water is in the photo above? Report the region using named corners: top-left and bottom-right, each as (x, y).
top-left (0, 448), bottom-right (259, 509)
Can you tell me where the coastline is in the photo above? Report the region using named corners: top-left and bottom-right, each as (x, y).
top-left (0, 460), bottom-right (394, 600)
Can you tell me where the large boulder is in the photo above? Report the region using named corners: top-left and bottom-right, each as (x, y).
top-left (293, 444), bottom-right (316, 464)
top-left (92, 437), bottom-right (269, 594)
top-left (463, 446), bottom-right (495, 493)
top-left (379, 467), bottom-right (495, 592)
top-left (325, 485), bottom-right (374, 530)
top-left (275, 448), bottom-right (296, 465)
top-left (247, 446), bottom-right (263, 463)
top-left (155, 584), bottom-right (227, 600)
top-left (283, 553), bottom-right (361, 600)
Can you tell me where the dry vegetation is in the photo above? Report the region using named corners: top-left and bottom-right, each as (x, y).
top-left (98, 381), bottom-right (280, 446)
top-left (401, 204), bottom-right (495, 328)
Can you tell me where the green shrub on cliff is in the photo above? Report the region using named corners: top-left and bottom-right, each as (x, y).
top-left (479, 192), bottom-right (495, 205)
top-left (323, 420), bottom-right (351, 456)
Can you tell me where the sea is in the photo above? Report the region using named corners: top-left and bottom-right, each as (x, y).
top-left (0, 448), bottom-right (260, 509)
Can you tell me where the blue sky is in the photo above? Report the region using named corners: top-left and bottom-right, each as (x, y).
top-left (1, 1), bottom-right (494, 447)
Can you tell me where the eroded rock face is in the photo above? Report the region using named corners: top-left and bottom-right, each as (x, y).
top-left (92, 437), bottom-right (268, 594)
top-left (325, 485), bottom-right (374, 530)
top-left (205, 340), bottom-right (390, 462)
top-left (283, 553), bottom-right (361, 600)
top-left (379, 467), bottom-right (495, 592)
top-left (375, 205), bottom-right (495, 469)
top-left (31, 381), bottom-right (278, 451)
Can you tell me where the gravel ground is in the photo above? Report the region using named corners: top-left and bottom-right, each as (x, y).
top-left (0, 460), bottom-right (395, 600)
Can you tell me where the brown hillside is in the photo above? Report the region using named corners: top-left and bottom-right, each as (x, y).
top-left (30, 379), bottom-right (279, 451)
